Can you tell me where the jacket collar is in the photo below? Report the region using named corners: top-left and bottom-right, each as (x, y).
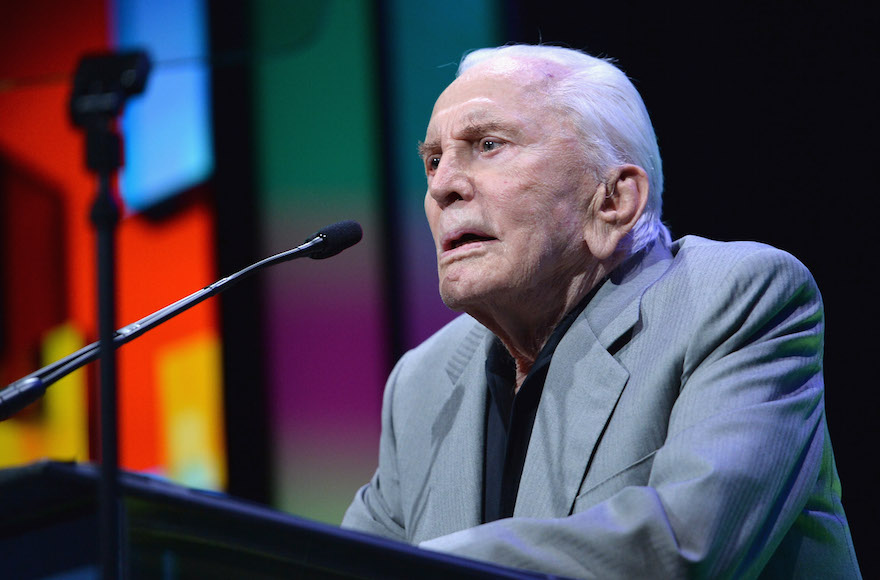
top-left (517, 241), bottom-right (674, 518)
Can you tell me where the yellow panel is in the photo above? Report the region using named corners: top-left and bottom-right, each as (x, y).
top-left (0, 422), bottom-right (40, 468)
top-left (0, 322), bottom-right (89, 468)
top-left (42, 324), bottom-right (90, 461)
top-left (156, 333), bottom-right (226, 490)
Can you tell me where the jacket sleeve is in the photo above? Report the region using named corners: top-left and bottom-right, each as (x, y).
top-left (419, 249), bottom-right (856, 578)
top-left (341, 353), bottom-right (409, 543)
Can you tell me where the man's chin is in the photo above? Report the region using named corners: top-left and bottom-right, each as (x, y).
top-left (438, 291), bottom-right (470, 312)
top-left (438, 280), bottom-right (497, 313)
top-left (439, 283), bottom-right (474, 311)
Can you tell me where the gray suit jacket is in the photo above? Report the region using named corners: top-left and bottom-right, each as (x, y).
top-left (342, 236), bottom-right (861, 578)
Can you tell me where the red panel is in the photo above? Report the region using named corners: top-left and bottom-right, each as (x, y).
top-left (0, 160), bottom-right (67, 385)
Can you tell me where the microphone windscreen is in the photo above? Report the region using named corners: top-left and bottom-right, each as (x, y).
top-left (309, 220), bottom-right (363, 259)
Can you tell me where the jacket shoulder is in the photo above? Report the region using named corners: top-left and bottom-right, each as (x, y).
top-left (670, 235), bottom-right (817, 287)
top-left (392, 314), bottom-right (489, 392)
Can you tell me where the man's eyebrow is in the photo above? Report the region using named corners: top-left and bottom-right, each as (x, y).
top-left (459, 120), bottom-right (508, 139)
top-left (417, 139), bottom-right (439, 159)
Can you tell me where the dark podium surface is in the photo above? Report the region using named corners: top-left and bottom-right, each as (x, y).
top-left (0, 461), bottom-right (554, 579)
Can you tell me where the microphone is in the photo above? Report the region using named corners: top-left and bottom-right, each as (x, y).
top-left (304, 220), bottom-right (363, 260)
top-left (0, 220), bottom-right (363, 421)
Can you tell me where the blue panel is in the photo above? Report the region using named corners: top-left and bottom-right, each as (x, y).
top-left (113, 0), bottom-right (213, 212)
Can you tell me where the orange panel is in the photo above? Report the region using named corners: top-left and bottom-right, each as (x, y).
top-left (116, 200), bottom-right (219, 470)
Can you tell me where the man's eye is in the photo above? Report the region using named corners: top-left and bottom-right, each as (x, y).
top-left (480, 139), bottom-right (501, 152)
top-left (429, 156), bottom-right (441, 170)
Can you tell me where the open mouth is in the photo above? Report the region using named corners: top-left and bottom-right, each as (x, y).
top-left (449, 233), bottom-right (496, 250)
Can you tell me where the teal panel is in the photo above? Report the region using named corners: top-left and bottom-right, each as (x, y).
top-left (254, 0), bottom-right (378, 211)
top-left (383, 0), bottom-right (502, 346)
top-left (385, 0), bottom-right (503, 216)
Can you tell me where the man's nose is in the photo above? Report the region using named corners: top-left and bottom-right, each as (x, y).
top-left (428, 156), bottom-right (472, 208)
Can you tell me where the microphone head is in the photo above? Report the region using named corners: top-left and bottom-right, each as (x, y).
top-left (307, 220), bottom-right (363, 259)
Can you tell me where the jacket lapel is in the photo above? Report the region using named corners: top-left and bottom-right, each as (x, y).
top-left (515, 242), bottom-right (674, 519)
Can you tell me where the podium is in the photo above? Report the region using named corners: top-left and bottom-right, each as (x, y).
top-left (0, 461), bottom-right (547, 579)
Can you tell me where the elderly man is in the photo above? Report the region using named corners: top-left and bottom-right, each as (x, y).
top-left (342, 45), bottom-right (860, 578)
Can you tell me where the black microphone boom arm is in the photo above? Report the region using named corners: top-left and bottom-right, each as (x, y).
top-left (0, 220), bottom-right (362, 421)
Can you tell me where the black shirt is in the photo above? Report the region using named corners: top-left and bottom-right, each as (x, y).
top-left (482, 289), bottom-right (598, 523)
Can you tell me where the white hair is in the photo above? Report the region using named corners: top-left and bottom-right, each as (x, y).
top-left (458, 45), bottom-right (672, 254)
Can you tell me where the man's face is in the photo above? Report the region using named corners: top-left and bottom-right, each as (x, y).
top-left (422, 58), bottom-right (601, 315)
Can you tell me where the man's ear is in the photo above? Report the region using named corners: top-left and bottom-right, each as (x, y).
top-left (584, 164), bottom-right (650, 260)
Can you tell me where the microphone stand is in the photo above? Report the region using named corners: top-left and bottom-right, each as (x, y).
top-left (69, 51), bottom-right (151, 580)
top-left (95, 165), bottom-right (121, 580)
